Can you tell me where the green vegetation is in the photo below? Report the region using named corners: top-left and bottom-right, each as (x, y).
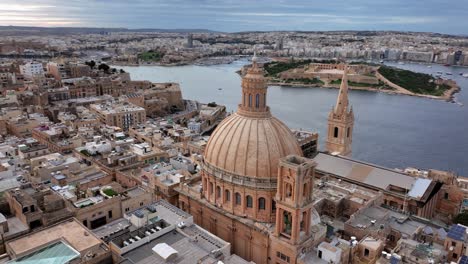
top-left (264, 59), bottom-right (338, 77)
top-left (138, 50), bottom-right (164, 62)
top-left (80, 149), bottom-right (90, 156)
top-left (103, 188), bottom-right (118, 197)
top-left (85, 60), bottom-right (96, 69)
top-left (284, 78), bottom-right (324, 85)
top-left (454, 211), bottom-right (468, 226)
top-left (330, 79), bottom-right (393, 90)
top-left (98, 63), bottom-right (110, 72)
top-left (378, 66), bottom-right (450, 96)
top-left (264, 59), bottom-right (312, 77)
top-left (80, 202), bottom-right (94, 208)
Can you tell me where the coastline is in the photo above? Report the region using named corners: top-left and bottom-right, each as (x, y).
top-left (268, 81), bottom-right (461, 102)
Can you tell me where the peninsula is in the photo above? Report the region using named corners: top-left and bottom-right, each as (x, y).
top-left (245, 59), bottom-right (460, 101)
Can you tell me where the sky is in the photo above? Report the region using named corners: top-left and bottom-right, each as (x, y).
top-left (0, 0), bottom-right (466, 35)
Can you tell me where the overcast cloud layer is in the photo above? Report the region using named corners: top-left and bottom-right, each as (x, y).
top-left (0, 0), bottom-right (466, 34)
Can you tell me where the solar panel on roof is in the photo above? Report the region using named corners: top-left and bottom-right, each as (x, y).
top-left (134, 210), bottom-right (145, 218)
top-left (459, 255), bottom-right (468, 264)
top-left (390, 256), bottom-right (400, 264)
top-left (447, 224), bottom-right (467, 241)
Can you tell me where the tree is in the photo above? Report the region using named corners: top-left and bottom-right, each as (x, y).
top-left (98, 63), bottom-right (110, 73)
top-left (85, 60), bottom-right (96, 69)
top-left (454, 211), bottom-right (468, 226)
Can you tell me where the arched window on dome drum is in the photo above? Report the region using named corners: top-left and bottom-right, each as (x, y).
top-left (249, 94), bottom-right (252, 107)
top-left (209, 183), bottom-right (213, 194)
top-left (216, 186), bottom-right (221, 199)
top-left (225, 190), bottom-right (230, 202)
top-left (263, 93), bottom-right (266, 107)
top-left (258, 197), bottom-right (266, 210)
top-left (255, 94), bottom-right (260, 108)
top-left (246, 195), bottom-right (253, 208)
top-left (334, 127), bottom-right (339, 138)
top-left (235, 192), bottom-right (241, 205)
top-left (243, 94), bottom-right (246, 106)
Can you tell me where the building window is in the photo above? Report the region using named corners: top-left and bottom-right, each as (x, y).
top-left (249, 94), bottom-right (252, 107)
top-left (347, 127), bottom-right (350, 138)
top-left (210, 183), bottom-right (213, 194)
top-left (258, 197), bottom-right (266, 210)
top-left (272, 200), bottom-right (276, 212)
top-left (452, 241), bottom-right (457, 247)
top-left (445, 192), bottom-right (449, 200)
top-left (140, 202), bottom-right (144, 206)
top-left (225, 190), bottom-right (230, 202)
top-left (235, 193), bottom-right (242, 205)
top-left (453, 253), bottom-right (458, 259)
top-left (108, 210), bottom-right (113, 219)
top-left (255, 94), bottom-right (260, 108)
top-left (216, 186), bottom-right (221, 199)
top-left (334, 127), bottom-right (339, 138)
top-left (277, 251), bottom-right (290, 263)
top-left (364, 248), bottom-right (370, 257)
top-left (246, 195), bottom-right (253, 208)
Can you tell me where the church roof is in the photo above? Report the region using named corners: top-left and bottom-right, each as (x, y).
top-left (312, 153), bottom-right (437, 203)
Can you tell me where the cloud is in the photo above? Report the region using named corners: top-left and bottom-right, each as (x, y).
top-left (0, 0), bottom-right (464, 34)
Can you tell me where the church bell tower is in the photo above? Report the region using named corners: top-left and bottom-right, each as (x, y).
top-left (326, 66), bottom-right (354, 156)
top-left (271, 155), bottom-right (317, 264)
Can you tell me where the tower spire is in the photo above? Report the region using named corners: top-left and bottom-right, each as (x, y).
top-left (334, 66), bottom-right (349, 114)
top-left (325, 65), bottom-right (354, 156)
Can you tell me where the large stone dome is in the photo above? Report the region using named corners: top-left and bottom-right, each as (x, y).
top-left (204, 56), bottom-right (302, 179)
top-left (204, 112), bottom-right (302, 179)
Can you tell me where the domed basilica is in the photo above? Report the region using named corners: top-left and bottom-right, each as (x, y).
top-left (178, 56), bottom-right (352, 264)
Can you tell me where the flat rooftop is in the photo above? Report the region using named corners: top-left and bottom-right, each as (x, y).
top-left (126, 200), bottom-right (191, 226)
top-left (7, 219), bottom-right (103, 257)
top-left (119, 224), bottom-right (244, 264)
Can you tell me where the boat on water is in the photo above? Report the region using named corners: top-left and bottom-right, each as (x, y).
top-left (427, 65), bottom-right (432, 68)
top-left (398, 61), bottom-right (405, 65)
top-left (446, 72), bottom-right (453, 75)
top-left (462, 73), bottom-right (468, 78)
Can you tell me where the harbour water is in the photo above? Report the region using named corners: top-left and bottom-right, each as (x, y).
top-left (118, 60), bottom-right (468, 176)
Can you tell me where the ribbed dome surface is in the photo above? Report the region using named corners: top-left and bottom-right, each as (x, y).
top-left (204, 112), bottom-right (302, 179)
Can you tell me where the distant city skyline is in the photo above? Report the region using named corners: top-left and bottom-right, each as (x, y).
top-left (1, 0), bottom-right (467, 35)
